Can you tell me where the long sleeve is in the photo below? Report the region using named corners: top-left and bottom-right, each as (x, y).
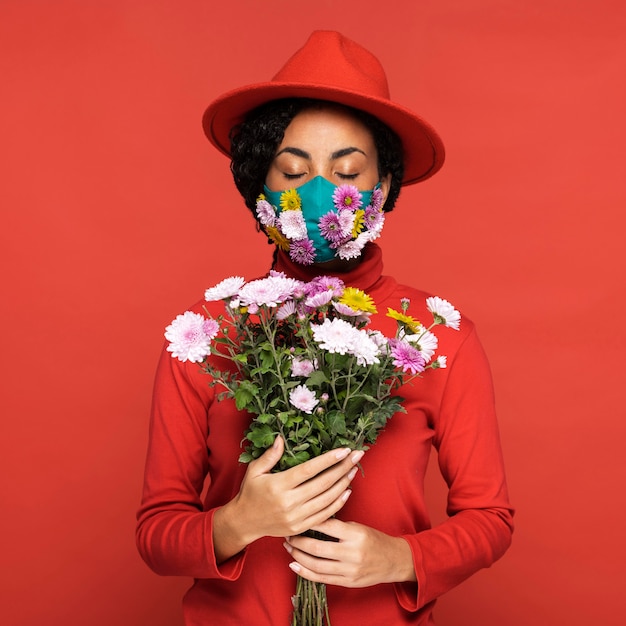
top-left (395, 326), bottom-right (514, 611)
top-left (135, 339), bottom-right (247, 581)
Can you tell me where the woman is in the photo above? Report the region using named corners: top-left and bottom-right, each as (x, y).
top-left (136, 31), bottom-right (514, 625)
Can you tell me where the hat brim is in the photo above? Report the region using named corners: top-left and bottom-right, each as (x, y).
top-left (202, 82), bottom-right (445, 185)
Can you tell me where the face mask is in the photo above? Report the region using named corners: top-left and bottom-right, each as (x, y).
top-left (258, 176), bottom-right (386, 265)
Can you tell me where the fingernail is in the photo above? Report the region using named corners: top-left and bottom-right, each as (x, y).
top-left (341, 489), bottom-right (352, 502)
top-left (289, 562), bottom-right (301, 573)
top-left (283, 541), bottom-right (293, 554)
top-left (335, 448), bottom-right (351, 460)
top-left (347, 466), bottom-right (358, 481)
top-left (351, 450), bottom-right (364, 464)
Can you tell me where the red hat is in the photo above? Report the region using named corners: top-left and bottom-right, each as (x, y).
top-left (202, 31), bottom-right (444, 185)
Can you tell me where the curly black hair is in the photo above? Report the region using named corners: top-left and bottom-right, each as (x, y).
top-left (229, 98), bottom-right (405, 222)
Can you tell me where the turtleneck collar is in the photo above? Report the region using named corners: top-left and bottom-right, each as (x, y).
top-left (273, 243), bottom-right (395, 298)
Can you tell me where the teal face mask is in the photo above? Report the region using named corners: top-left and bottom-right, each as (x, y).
top-left (260, 176), bottom-right (385, 265)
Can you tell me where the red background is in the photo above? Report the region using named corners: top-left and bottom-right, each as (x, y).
top-left (1, 1), bottom-right (625, 624)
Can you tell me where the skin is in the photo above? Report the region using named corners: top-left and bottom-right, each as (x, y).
top-left (212, 106), bottom-right (416, 588)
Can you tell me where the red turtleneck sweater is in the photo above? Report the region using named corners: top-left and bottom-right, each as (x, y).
top-left (136, 244), bottom-right (514, 625)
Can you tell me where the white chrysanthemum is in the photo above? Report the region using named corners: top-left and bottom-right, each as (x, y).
top-left (289, 384), bottom-right (319, 414)
top-left (311, 318), bottom-right (379, 365)
top-left (426, 296), bottom-right (461, 330)
top-left (404, 327), bottom-right (438, 363)
top-left (238, 276), bottom-right (301, 308)
top-left (337, 232), bottom-right (370, 260)
top-left (165, 311), bottom-right (218, 363)
top-left (204, 276), bottom-right (246, 301)
top-left (280, 210), bottom-right (307, 239)
top-left (350, 331), bottom-right (381, 366)
top-left (311, 318), bottom-right (356, 355)
top-left (367, 330), bottom-right (388, 349)
top-left (433, 355), bottom-right (447, 369)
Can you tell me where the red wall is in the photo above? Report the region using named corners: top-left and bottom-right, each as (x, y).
top-left (1, 1), bottom-right (625, 624)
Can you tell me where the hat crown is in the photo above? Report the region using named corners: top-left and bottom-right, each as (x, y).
top-left (272, 31), bottom-right (390, 100)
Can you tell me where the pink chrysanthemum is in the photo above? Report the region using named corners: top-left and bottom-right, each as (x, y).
top-left (279, 210), bottom-right (307, 239)
top-left (370, 187), bottom-right (384, 211)
top-left (290, 357), bottom-right (317, 377)
top-left (389, 339), bottom-right (426, 375)
top-left (238, 276), bottom-right (301, 308)
top-left (289, 238), bottom-right (316, 265)
top-left (289, 384), bottom-right (319, 414)
top-left (304, 275), bottom-right (345, 298)
top-left (336, 232), bottom-right (370, 260)
top-left (364, 206), bottom-right (385, 237)
top-left (165, 311), bottom-right (219, 363)
top-left (204, 276), bottom-right (246, 302)
top-left (318, 212), bottom-right (347, 243)
top-left (332, 185), bottom-right (363, 211)
top-left (337, 209), bottom-right (356, 236)
top-left (304, 291), bottom-right (333, 308)
top-left (426, 296), bottom-right (461, 330)
top-left (255, 199), bottom-right (276, 227)
top-left (276, 300), bottom-right (296, 320)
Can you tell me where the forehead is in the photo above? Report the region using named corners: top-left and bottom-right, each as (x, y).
top-left (278, 105), bottom-right (376, 152)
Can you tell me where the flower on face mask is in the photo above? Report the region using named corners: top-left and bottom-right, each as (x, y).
top-left (336, 232), bottom-right (370, 260)
top-left (255, 197), bottom-right (276, 226)
top-left (332, 185), bottom-right (363, 211)
top-left (351, 209), bottom-right (365, 238)
top-left (319, 212), bottom-right (347, 243)
top-left (370, 187), bottom-right (384, 211)
top-left (289, 238), bottom-right (316, 265)
top-left (280, 210), bottom-right (307, 240)
top-left (280, 189), bottom-right (302, 211)
top-left (266, 225), bottom-right (290, 251)
top-left (364, 206), bottom-right (385, 237)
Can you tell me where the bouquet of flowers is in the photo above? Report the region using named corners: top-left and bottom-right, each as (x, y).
top-left (165, 271), bottom-right (460, 626)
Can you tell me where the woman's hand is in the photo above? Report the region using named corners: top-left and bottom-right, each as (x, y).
top-left (283, 517), bottom-right (416, 587)
top-left (213, 436), bottom-right (363, 563)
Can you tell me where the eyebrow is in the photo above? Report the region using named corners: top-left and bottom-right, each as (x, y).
top-left (274, 146), bottom-right (367, 160)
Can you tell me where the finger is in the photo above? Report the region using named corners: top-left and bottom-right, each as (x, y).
top-left (292, 450), bottom-right (364, 499)
top-left (308, 517), bottom-right (349, 539)
top-left (288, 447), bottom-right (352, 484)
top-left (248, 435), bottom-right (284, 476)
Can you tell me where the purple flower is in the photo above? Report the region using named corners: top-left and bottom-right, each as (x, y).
top-left (304, 276), bottom-right (345, 299)
top-left (289, 238), bottom-right (316, 265)
top-left (255, 199), bottom-right (276, 226)
top-left (370, 187), bottom-right (384, 211)
top-left (389, 339), bottom-right (426, 375)
top-left (319, 212), bottom-right (346, 243)
top-left (363, 206), bottom-right (385, 236)
top-left (332, 185), bottom-right (363, 211)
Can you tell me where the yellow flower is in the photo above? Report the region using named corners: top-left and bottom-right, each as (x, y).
top-left (351, 209), bottom-right (365, 237)
top-left (266, 226), bottom-right (290, 251)
top-left (280, 189), bottom-right (301, 211)
top-left (256, 193), bottom-right (266, 202)
top-left (340, 287), bottom-right (377, 314)
top-left (386, 308), bottom-right (421, 333)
